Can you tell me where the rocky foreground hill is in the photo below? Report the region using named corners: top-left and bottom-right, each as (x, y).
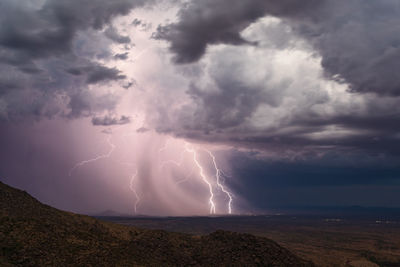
top-left (0, 181), bottom-right (314, 266)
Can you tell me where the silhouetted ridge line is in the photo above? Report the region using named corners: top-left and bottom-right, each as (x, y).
top-left (0, 181), bottom-right (314, 266)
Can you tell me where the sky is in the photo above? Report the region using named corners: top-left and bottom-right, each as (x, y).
top-left (1, 0), bottom-right (400, 216)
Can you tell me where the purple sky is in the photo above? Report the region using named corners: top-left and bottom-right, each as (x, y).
top-left (1, 0), bottom-right (400, 215)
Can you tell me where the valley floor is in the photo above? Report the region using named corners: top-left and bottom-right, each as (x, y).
top-left (101, 215), bottom-right (400, 267)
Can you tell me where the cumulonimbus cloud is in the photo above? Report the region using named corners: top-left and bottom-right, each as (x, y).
top-left (155, 0), bottom-right (400, 96)
top-left (0, 0), bottom-right (154, 121)
top-left (147, 1), bottom-right (400, 157)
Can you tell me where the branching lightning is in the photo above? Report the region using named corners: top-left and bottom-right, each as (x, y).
top-left (184, 143), bottom-right (216, 214)
top-left (205, 149), bottom-right (233, 214)
top-left (69, 135), bottom-right (116, 176)
top-left (159, 140), bottom-right (234, 214)
top-left (69, 125), bottom-right (235, 215)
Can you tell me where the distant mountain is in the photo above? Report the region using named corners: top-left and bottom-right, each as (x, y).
top-left (91, 209), bottom-right (132, 217)
top-left (0, 181), bottom-right (314, 266)
top-left (269, 206), bottom-right (400, 217)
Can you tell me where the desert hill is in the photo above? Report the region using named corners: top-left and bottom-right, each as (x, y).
top-left (0, 181), bottom-right (314, 266)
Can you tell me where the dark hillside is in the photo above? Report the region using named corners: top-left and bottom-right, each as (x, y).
top-left (0, 181), bottom-right (314, 266)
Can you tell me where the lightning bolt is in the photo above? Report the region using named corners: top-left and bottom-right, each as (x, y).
top-left (129, 169), bottom-right (140, 214)
top-left (205, 149), bottom-right (233, 214)
top-left (69, 124), bottom-right (234, 215)
top-left (184, 143), bottom-right (216, 214)
top-left (69, 135), bottom-right (116, 176)
top-left (67, 124), bottom-right (142, 215)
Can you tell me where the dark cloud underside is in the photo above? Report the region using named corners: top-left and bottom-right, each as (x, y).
top-left (91, 114), bottom-right (131, 126)
top-left (156, 0), bottom-right (400, 96)
top-left (0, 0), bottom-right (151, 121)
top-left (147, 0), bottom-right (400, 159)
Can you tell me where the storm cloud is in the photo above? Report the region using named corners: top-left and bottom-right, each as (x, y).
top-left (104, 26), bottom-right (132, 44)
top-left (91, 114), bottom-right (131, 126)
top-left (144, 0), bottom-right (400, 159)
top-left (156, 0), bottom-right (400, 96)
top-left (0, 0), bottom-right (152, 121)
top-left (154, 0), bottom-right (319, 63)
top-left (1, 0), bottom-right (400, 214)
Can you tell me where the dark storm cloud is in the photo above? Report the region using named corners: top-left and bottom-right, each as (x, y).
top-left (66, 64), bottom-right (126, 84)
top-left (227, 150), bottom-right (400, 209)
top-left (220, 101), bottom-right (400, 156)
top-left (114, 52), bottom-right (129, 60)
top-left (0, 0), bottom-right (144, 61)
top-left (157, 68), bottom-right (400, 157)
top-left (104, 27), bottom-right (131, 44)
top-left (185, 76), bottom-right (277, 129)
top-left (91, 114), bottom-right (131, 126)
top-left (0, 0), bottom-right (153, 121)
top-left (86, 66), bottom-right (126, 84)
top-left (132, 18), bottom-right (152, 32)
top-left (156, 0), bottom-right (400, 96)
top-left (154, 0), bottom-right (319, 63)
top-left (132, 19), bottom-right (143, 27)
top-left (67, 91), bottom-right (120, 119)
top-left (230, 150), bottom-right (400, 187)
top-left (292, 1), bottom-right (400, 96)
top-left (148, 0), bottom-right (400, 161)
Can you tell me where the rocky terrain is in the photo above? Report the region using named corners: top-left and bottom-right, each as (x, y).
top-left (0, 181), bottom-right (313, 266)
top-left (106, 214), bottom-right (400, 266)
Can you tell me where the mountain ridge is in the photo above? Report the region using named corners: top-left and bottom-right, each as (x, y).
top-left (0, 181), bottom-right (314, 266)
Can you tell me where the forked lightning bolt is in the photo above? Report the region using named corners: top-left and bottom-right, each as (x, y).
top-left (68, 127), bottom-right (140, 215)
top-left (184, 143), bottom-right (216, 214)
top-left (69, 128), bottom-right (234, 215)
top-left (206, 150), bottom-right (233, 214)
top-left (69, 135), bottom-right (115, 176)
top-left (129, 169), bottom-right (140, 214)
